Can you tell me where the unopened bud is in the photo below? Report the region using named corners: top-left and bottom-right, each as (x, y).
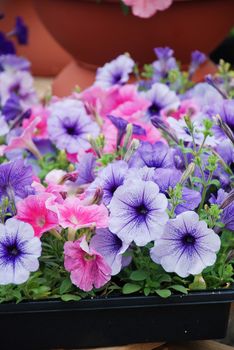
top-left (124, 139), bottom-right (140, 162)
top-left (180, 163), bottom-right (195, 184)
top-left (220, 190), bottom-right (234, 209)
top-left (214, 114), bottom-right (234, 144)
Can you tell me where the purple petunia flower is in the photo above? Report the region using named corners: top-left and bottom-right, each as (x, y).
top-left (210, 189), bottom-right (234, 231)
top-left (0, 70), bottom-right (37, 108)
top-left (188, 50), bottom-right (206, 77)
top-left (109, 179), bottom-right (168, 246)
top-left (95, 54), bottom-right (135, 88)
top-left (48, 98), bottom-right (99, 153)
top-left (89, 160), bottom-right (128, 205)
top-left (152, 47), bottom-right (178, 81)
top-left (90, 228), bottom-right (129, 275)
top-left (76, 153), bottom-right (97, 186)
top-left (143, 82), bottom-right (179, 117)
top-left (153, 168), bottom-right (201, 214)
top-left (13, 17), bottom-right (28, 45)
top-left (0, 32), bottom-right (15, 55)
top-left (129, 141), bottom-right (174, 169)
top-left (2, 93), bottom-right (22, 121)
top-left (0, 218), bottom-right (41, 284)
top-left (150, 211), bottom-right (221, 278)
top-left (204, 99), bottom-right (234, 140)
top-left (0, 160), bottom-right (34, 201)
top-left (108, 115), bottom-right (146, 146)
top-left (0, 55), bottom-right (30, 72)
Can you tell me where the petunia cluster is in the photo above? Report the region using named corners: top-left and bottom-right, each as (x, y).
top-left (0, 45), bottom-right (233, 302)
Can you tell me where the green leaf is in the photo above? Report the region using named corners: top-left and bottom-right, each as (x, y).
top-left (170, 285), bottom-right (188, 294)
top-left (122, 283), bottom-right (142, 294)
top-left (158, 274), bottom-right (172, 283)
top-left (59, 278), bottom-right (72, 295)
top-left (191, 176), bottom-right (204, 184)
top-left (208, 179), bottom-right (220, 187)
top-left (61, 294), bottom-right (81, 302)
top-left (155, 289), bottom-right (171, 298)
top-left (144, 287), bottom-right (151, 296)
top-left (130, 270), bottom-right (147, 281)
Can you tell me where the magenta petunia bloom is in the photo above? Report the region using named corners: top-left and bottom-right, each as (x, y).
top-left (16, 193), bottom-right (59, 237)
top-left (57, 197), bottom-right (109, 230)
top-left (150, 211), bottom-right (221, 278)
top-left (64, 236), bottom-right (111, 292)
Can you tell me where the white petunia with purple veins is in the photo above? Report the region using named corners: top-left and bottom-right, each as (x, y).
top-left (95, 54), bottom-right (135, 88)
top-left (0, 218), bottom-right (41, 285)
top-left (150, 211), bottom-right (221, 278)
top-left (109, 179), bottom-right (168, 246)
top-left (90, 228), bottom-right (129, 275)
top-left (48, 98), bottom-right (99, 153)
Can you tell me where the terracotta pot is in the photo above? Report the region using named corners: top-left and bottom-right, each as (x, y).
top-left (0, 0), bottom-right (71, 76)
top-left (33, 0), bottom-right (234, 95)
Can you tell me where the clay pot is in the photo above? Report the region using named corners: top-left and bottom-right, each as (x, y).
top-left (1, 0), bottom-right (71, 76)
top-left (33, 0), bottom-right (234, 95)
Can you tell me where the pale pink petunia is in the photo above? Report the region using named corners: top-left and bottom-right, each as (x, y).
top-left (5, 117), bottom-right (42, 159)
top-left (123, 0), bottom-right (173, 18)
top-left (64, 236), bottom-right (111, 291)
top-left (45, 169), bottom-right (67, 185)
top-left (162, 99), bottom-right (200, 121)
top-left (16, 193), bottom-right (59, 237)
top-left (22, 106), bottom-right (49, 139)
top-left (57, 197), bottom-right (109, 230)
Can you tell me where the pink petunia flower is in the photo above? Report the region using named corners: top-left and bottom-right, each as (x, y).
top-left (57, 197), bottom-right (109, 230)
top-left (122, 0), bottom-right (173, 18)
top-left (162, 99), bottom-right (200, 121)
top-left (16, 193), bottom-right (59, 237)
top-left (64, 236), bottom-right (111, 291)
top-left (22, 106), bottom-right (49, 139)
top-left (5, 116), bottom-right (42, 159)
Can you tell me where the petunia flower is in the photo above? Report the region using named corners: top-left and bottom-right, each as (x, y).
top-left (143, 82), bottom-right (180, 118)
top-left (150, 211), bottom-right (221, 278)
top-left (2, 93), bottom-right (22, 122)
top-left (16, 193), bottom-right (59, 238)
top-left (64, 236), bottom-right (111, 291)
top-left (0, 54), bottom-right (30, 72)
top-left (122, 0), bottom-right (173, 18)
top-left (0, 159), bottom-right (34, 201)
top-left (13, 16), bottom-right (28, 45)
top-left (22, 106), bottom-right (49, 139)
top-left (5, 116), bottom-right (42, 159)
top-left (95, 55), bottom-right (135, 88)
top-left (48, 98), bottom-right (99, 153)
top-left (90, 228), bottom-right (129, 275)
top-left (109, 179), bottom-right (168, 246)
top-left (0, 218), bottom-right (41, 285)
top-left (57, 197), bottom-right (109, 230)
top-left (0, 32), bottom-right (15, 55)
top-left (152, 47), bottom-right (178, 81)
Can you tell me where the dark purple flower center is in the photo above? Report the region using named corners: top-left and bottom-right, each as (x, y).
top-left (182, 234), bottom-right (196, 246)
top-left (7, 244), bottom-right (19, 257)
top-left (148, 102), bottom-right (161, 116)
top-left (63, 121), bottom-right (80, 136)
top-left (112, 72), bottom-right (122, 84)
top-left (135, 203), bottom-right (149, 216)
top-left (10, 82), bottom-right (20, 95)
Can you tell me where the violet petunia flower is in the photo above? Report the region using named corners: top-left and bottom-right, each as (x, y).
top-left (0, 160), bottom-right (34, 201)
top-left (143, 82), bottom-right (179, 117)
top-left (2, 93), bottom-right (22, 121)
top-left (95, 54), bottom-right (135, 88)
top-left (150, 211), bottom-right (221, 278)
top-left (76, 153), bottom-right (97, 186)
top-left (153, 168), bottom-right (201, 214)
top-left (48, 98), bottom-right (99, 153)
top-left (0, 70), bottom-right (37, 108)
top-left (188, 50), bottom-right (206, 77)
top-left (89, 160), bottom-right (128, 205)
top-left (13, 17), bottom-right (28, 45)
top-left (109, 179), bottom-right (168, 246)
top-left (129, 141), bottom-right (174, 169)
top-left (90, 228), bottom-right (129, 275)
top-left (210, 189), bottom-right (234, 231)
top-left (0, 55), bottom-right (30, 72)
top-left (0, 218), bottom-right (41, 285)
top-left (152, 47), bottom-right (178, 81)
top-left (0, 32), bottom-right (15, 55)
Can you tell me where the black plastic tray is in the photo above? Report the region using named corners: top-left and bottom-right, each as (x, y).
top-left (0, 289), bottom-right (233, 349)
